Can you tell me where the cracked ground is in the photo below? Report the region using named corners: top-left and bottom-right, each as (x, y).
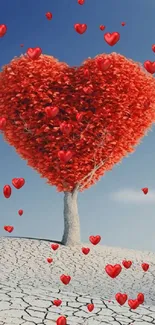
top-left (0, 237), bottom-right (155, 324)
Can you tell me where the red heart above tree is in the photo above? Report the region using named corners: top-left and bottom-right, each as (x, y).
top-left (0, 53), bottom-right (155, 192)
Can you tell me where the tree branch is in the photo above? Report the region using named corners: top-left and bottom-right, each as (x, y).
top-left (76, 130), bottom-right (109, 191)
top-left (77, 157), bottom-right (108, 191)
top-left (18, 115), bottom-right (33, 134)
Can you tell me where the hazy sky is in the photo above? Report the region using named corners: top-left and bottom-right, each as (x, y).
top-left (0, 0), bottom-right (155, 252)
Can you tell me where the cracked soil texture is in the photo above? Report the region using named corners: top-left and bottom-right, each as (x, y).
top-left (0, 237), bottom-right (155, 325)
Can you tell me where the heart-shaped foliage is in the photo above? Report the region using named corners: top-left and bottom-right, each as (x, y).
top-left (0, 53), bottom-right (155, 192)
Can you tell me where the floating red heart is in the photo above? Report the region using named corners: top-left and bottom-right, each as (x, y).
top-left (51, 243), bottom-right (59, 251)
top-left (78, 0), bottom-right (85, 4)
top-left (76, 112), bottom-right (84, 122)
top-left (47, 257), bottom-right (53, 263)
top-left (0, 24), bottom-right (7, 37)
top-left (53, 299), bottom-right (62, 306)
top-left (144, 61), bottom-right (155, 74)
top-left (26, 47), bottom-right (42, 60)
top-left (121, 22), bottom-right (126, 26)
top-left (128, 299), bottom-right (139, 309)
top-left (45, 12), bottom-right (52, 20)
top-left (96, 57), bottom-right (111, 71)
top-left (3, 185), bottom-right (12, 198)
top-left (100, 25), bottom-right (106, 31)
top-left (0, 117), bottom-right (6, 130)
top-left (141, 263), bottom-right (149, 271)
top-left (104, 32), bottom-right (120, 46)
top-left (141, 187), bottom-right (148, 195)
top-left (1, 53), bottom-right (155, 192)
top-left (60, 122), bottom-right (72, 135)
top-left (4, 225), bottom-right (14, 233)
top-left (56, 316), bottom-right (67, 325)
top-left (81, 247), bottom-right (90, 255)
top-left (115, 293), bottom-right (128, 305)
top-left (83, 85), bottom-right (93, 94)
top-left (12, 178), bottom-right (25, 189)
top-left (60, 274), bottom-right (71, 285)
top-left (152, 44), bottom-right (155, 53)
top-left (74, 23), bottom-right (87, 34)
top-left (89, 235), bottom-right (101, 245)
top-left (58, 150), bottom-right (73, 163)
top-left (122, 260), bottom-right (132, 269)
top-left (45, 106), bottom-right (59, 118)
top-left (87, 303), bottom-right (94, 312)
top-left (137, 293), bottom-right (144, 304)
top-left (105, 264), bottom-right (122, 278)
top-left (18, 209), bottom-right (23, 216)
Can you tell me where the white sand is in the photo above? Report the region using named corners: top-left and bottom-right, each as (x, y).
top-left (0, 237), bottom-right (155, 325)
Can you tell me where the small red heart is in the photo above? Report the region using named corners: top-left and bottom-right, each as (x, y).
top-left (74, 23), bottom-right (87, 34)
top-left (3, 185), bottom-right (12, 198)
top-left (115, 293), bottom-right (128, 305)
top-left (144, 61), bottom-right (155, 74)
top-left (105, 264), bottom-right (122, 278)
top-left (82, 247), bottom-right (90, 255)
top-left (51, 243), bottom-right (59, 251)
top-left (141, 263), bottom-right (149, 271)
top-left (152, 44), bottom-right (155, 53)
top-left (45, 106), bottom-right (59, 118)
top-left (18, 209), bottom-right (23, 216)
top-left (89, 235), bottom-right (101, 245)
top-left (104, 32), bottom-right (120, 46)
top-left (56, 316), bottom-right (67, 325)
top-left (47, 257), bottom-right (53, 263)
top-left (100, 25), bottom-right (106, 31)
top-left (4, 225), bottom-right (14, 233)
top-left (83, 85), bottom-right (93, 94)
top-left (8, 226), bottom-right (14, 233)
top-left (53, 299), bottom-right (62, 306)
top-left (45, 12), bottom-right (52, 20)
top-left (122, 260), bottom-right (132, 269)
top-left (60, 122), bottom-right (72, 135)
top-left (58, 150), bottom-right (73, 163)
top-left (137, 293), bottom-right (144, 304)
top-left (87, 303), bottom-right (94, 312)
top-left (76, 112), bottom-right (85, 122)
top-left (60, 274), bottom-right (71, 285)
top-left (121, 22), bottom-right (126, 26)
top-left (26, 47), bottom-right (42, 60)
top-left (0, 24), bottom-right (7, 37)
top-left (0, 117), bottom-right (6, 130)
top-left (141, 187), bottom-right (148, 195)
top-left (78, 0), bottom-right (85, 4)
top-left (128, 299), bottom-right (140, 309)
top-left (20, 44), bottom-right (24, 47)
top-left (96, 57), bottom-right (111, 71)
top-left (12, 178), bottom-right (25, 189)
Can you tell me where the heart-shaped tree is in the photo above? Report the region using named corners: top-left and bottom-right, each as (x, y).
top-left (0, 52), bottom-right (155, 245)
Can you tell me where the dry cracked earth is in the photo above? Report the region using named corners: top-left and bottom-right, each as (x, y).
top-left (0, 237), bottom-right (155, 325)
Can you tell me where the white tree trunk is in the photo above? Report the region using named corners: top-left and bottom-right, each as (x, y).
top-left (61, 190), bottom-right (81, 246)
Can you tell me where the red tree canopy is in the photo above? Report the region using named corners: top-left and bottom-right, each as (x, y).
top-left (0, 53), bottom-right (155, 192)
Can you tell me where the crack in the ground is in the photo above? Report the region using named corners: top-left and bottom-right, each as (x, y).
top-left (0, 237), bottom-right (155, 324)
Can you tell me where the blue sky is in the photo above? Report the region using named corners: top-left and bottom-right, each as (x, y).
top-left (0, 0), bottom-right (155, 252)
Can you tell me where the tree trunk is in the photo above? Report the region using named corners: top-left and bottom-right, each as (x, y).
top-left (61, 190), bottom-right (81, 246)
